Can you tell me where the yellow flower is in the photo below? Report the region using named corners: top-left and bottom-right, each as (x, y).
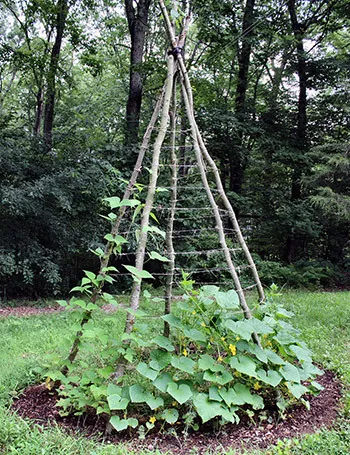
top-left (221, 337), bottom-right (226, 341)
top-left (217, 356), bottom-right (223, 362)
top-left (149, 416), bottom-right (156, 424)
top-left (253, 382), bottom-right (261, 391)
top-left (183, 348), bottom-right (188, 357)
top-left (172, 401), bottom-right (178, 407)
top-left (45, 376), bottom-right (53, 390)
top-left (229, 344), bottom-right (237, 356)
top-left (235, 336), bottom-right (240, 341)
top-left (192, 310), bottom-right (196, 315)
top-left (201, 322), bottom-right (206, 327)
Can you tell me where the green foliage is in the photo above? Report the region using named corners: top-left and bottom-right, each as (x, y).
top-left (54, 278), bottom-right (322, 433)
top-left (0, 130), bottom-right (130, 298)
top-left (256, 260), bottom-right (349, 289)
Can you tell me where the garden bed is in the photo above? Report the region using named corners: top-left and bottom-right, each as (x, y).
top-left (12, 370), bottom-right (342, 454)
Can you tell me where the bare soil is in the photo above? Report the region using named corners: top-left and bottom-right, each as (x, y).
top-left (11, 370), bottom-right (342, 454)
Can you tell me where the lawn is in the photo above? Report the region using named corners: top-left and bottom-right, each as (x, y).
top-left (0, 290), bottom-right (349, 455)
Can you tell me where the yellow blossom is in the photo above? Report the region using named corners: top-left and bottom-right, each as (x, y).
top-left (235, 336), bottom-right (240, 341)
top-left (192, 310), bottom-right (196, 315)
top-left (253, 382), bottom-right (261, 391)
top-left (229, 344), bottom-right (237, 356)
top-left (217, 356), bottom-right (223, 362)
top-left (172, 401), bottom-right (178, 407)
top-left (149, 416), bottom-right (156, 424)
top-left (183, 348), bottom-right (188, 357)
top-left (45, 376), bottom-right (53, 390)
top-left (201, 322), bottom-right (206, 327)
top-left (221, 337), bottom-right (226, 341)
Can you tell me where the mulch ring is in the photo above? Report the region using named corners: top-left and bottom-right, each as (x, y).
top-left (11, 370), bottom-right (343, 454)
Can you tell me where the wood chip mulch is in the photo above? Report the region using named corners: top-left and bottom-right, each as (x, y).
top-left (11, 370), bottom-right (343, 454)
top-left (0, 306), bottom-right (65, 318)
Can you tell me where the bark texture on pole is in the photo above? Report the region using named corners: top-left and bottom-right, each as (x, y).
top-left (164, 78), bottom-right (178, 337)
top-left (126, 54), bottom-right (175, 335)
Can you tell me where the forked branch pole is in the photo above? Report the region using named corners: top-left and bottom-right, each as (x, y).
top-left (164, 78), bottom-right (178, 337)
top-left (61, 85), bottom-right (167, 376)
top-left (125, 54), bottom-right (175, 335)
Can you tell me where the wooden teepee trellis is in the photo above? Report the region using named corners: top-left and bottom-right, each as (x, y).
top-left (63, 1), bottom-right (265, 375)
top-left (124, 2), bottom-right (265, 333)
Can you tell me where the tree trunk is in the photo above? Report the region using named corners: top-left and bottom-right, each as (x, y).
top-left (235, 0), bottom-right (255, 115)
top-left (230, 0), bottom-right (256, 195)
top-left (286, 0), bottom-right (308, 262)
top-left (43, 0), bottom-right (69, 150)
top-left (33, 88), bottom-right (44, 135)
top-left (124, 0), bottom-right (152, 146)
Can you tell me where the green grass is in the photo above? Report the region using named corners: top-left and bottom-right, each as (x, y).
top-left (0, 290), bottom-right (349, 455)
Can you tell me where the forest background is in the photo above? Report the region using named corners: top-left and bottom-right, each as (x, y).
top-left (0, 0), bottom-right (349, 299)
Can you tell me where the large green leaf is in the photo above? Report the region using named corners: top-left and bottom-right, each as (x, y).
top-left (153, 372), bottom-right (173, 393)
top-left (109, 416), bottom-right (138, 432)
top-left (151, 335), bottom-right (175, 352)
top-left (107, 394), bottom-right (129, 410)
top-left (105, 197), bottom-right (140, 209)
top-left (209, 386), bottom-right (223, 402)
top-left (184, 327), bottom-right (207, 342)
top-left (149, 251), bottom-right (170, 262)
top-left (146, 395), bottom-right (164, 410)
top-left (225, 320), bottom-right (255, 341)
top-left (234, 383), bottom-right (264, 409)
top-left (106, 384), bottom-right (122, 396)
top-left (230, 355), bottom-right (258, 377)
top-left (250, 345), bottom-right (268, 363)
top-left (136, 362), bottom-right (158, 381)
top-left (215, 289), bottom-right (240, 309)
top-left (123, 265), bottom-right (154, 282)
top-left (193, 393), bottom-right (235, 423)
top-left (150, 349), bottom-right (172, 370)
top-left (256, 369), bottom-right (282, 387)
top-left (274, 331), bottom-right (298, 345)
top-left (287, 382), bottom-right (309, 399)
top-left (219, 387), bottom-right (239, 406)
top-left (129, 384), bottom-right (150, 403)
top-left (161, 408), bottom-right (179, 424)
top-left (249, 318), bottom-right (274, 335)
top-left (265, 349), bottom-right (286, 365)
top-left (289, 345), bottom-right (312, 362)
top-left (280, 362), bottom-right (301, 383)
top-left (203, 369), bottom-right (234, 385)
top-left (167, 382), bottom-right (193, 404)
top-left (161, 314), bottom-right (184, 329)
top-left (198, 354), bottom-right (223, 372)
top-left (171, 356), bottom-right (196, 374)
